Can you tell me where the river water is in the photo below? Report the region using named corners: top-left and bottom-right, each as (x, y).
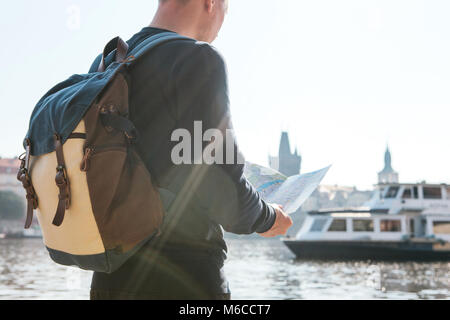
top-left (0, 238), bottom-right (449, 300)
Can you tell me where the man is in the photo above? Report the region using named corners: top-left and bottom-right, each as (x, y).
top-left (90, 0), bottom-right (293, 300)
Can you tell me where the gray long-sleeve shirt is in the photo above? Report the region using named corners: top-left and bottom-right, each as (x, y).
top-left (90, 27), bottom-right (275, 298)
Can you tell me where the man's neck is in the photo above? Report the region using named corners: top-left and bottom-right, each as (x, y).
top-left (150, 8), bottom-right (201, 40)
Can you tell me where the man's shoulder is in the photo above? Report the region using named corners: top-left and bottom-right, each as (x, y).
top-left (186, 40), bottom-right (224, 61)
top-left (160, 38), bottom-right (226, 70)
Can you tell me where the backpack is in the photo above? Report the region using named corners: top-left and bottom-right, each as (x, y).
top-left (17, 32), bottom-right (191, 273)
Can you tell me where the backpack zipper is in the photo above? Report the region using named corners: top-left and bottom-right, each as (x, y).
top-left (80, 144), bottom-right (127, 172)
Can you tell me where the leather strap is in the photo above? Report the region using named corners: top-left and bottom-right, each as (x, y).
top-left (17, 139), bottom-right (38, 229)
top-left (68, 132), bottom-right (86, 140)
top-left (98, 37), bottom-right (129, 72)
top-left (100, 113), bottom-right (139, 144)
top-left (53, 134), bottom-right (71, 227)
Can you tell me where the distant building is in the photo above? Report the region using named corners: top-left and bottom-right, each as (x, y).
top-left (378, 146), bottom-right (399, 184)
top-left (0, 158), bottom-right (24, 197)
top-left (269, 132), bottom-right (302, 177)
top-left (268, 156), bottom-right (279, 173)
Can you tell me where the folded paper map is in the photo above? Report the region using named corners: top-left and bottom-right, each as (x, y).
top-left (244, 162), bottom-right (331, 214)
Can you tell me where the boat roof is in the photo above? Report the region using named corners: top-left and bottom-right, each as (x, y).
top-left (376, 182), bottom-right (449, 188)
top-left (308, 207), bottom-right (389, 215)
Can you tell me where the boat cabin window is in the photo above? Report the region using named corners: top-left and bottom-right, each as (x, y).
top-left (385, 187), bottom-right (399, 199)
top-left (423, 187), bottom-right (442, 199)
top-left (447, 186), bottom-right (450, 200)
top-left (402, 188), bottom-right (411, 199)
top-left (380, 219), bottom-right (402, 232)
top-left (310, 218), bottom-right (328, 232)
top-left (328, 219), bottom-right (347, 232)
top-left (402, 187), bottom-right (418, 199)
top-left (433, 221), bottom-right (450, 234)
top-left (413, 186), bottom-right (419, 199)
top-left (352, 219), bottom-right (374, 232)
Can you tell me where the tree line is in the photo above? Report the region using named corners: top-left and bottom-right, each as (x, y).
top-left (0, 191), bottom-right (25, 220)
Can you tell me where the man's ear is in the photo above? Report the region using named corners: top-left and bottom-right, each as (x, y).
top-left (205, 0), bottom-right (216, 13)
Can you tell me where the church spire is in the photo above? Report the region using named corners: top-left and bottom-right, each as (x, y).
top-left (378, 145), bottom-right (399, 183)
top-left (279, 132), bottom-right (291, 157)
top-left (273, 132), bottom-right (302, 177)
top-left (383, 146), bottom-right (393, 172)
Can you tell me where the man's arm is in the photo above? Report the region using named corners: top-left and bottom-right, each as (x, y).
top-left (171, 42), bottom-right (277, 235)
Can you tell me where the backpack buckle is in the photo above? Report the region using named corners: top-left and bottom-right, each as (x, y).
top-left (17, 140), bottom-right (38, 229)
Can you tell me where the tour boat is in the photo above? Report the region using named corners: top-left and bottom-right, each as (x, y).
top-left (3, 227), bottom-right (43, 239)
top-left (283, 182), bottom-right (450, 260)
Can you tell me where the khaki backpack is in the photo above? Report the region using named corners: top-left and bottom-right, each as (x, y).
top-left (17, 32), bottom-right (190, 273)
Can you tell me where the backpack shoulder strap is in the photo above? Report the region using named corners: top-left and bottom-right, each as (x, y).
top-left (125, 32), bottom-right (193, 66)
top-left (92, 32), bottom-right (193, 73)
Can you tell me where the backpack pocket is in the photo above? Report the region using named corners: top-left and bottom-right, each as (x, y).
top-left (30, 121), bottom-right (105, 257)
top-left (84, 143), bottom-right (164, 253)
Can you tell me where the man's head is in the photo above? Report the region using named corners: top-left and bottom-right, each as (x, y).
top-left (153, 0), bottom-right (229, 43)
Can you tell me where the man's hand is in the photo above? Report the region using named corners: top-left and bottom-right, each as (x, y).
top-left (258, 204), bottom-right (293, 238)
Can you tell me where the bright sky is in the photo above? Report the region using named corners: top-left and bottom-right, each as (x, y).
top-left (1, 0), bottom-right (449, 190)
